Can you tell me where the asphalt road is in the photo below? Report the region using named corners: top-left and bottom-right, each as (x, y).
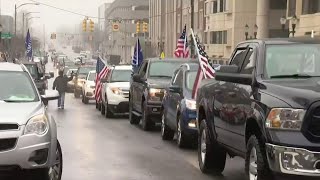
top-left (44, 47), bottom-right (247, 180)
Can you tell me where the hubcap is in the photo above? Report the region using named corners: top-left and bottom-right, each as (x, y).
top-left (249, 147), bottom-right (258, 180)
top-left (161, 114), bottom-right (165, 136)
top-left (48, 147), bottom-right (62, 180)
top-left (200, 130), bottom-right (206, 163)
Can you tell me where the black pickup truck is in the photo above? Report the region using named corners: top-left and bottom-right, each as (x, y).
top-left (129, 58), bottom-right (195, 131)
top-left (196, 38), bottom-right (320, 179)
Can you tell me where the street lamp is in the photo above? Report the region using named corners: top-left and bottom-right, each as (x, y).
top-left (254, 24), bottom-right (258, 39)
top-left (245, 24), bottom-right (249, 40)
top-left (291, 15), bottom-right (298, 37)
top-left (280, 16), bottom-right (287, 31)
top-left (15, 3), bottom-right (40, 36)
top-left (23, 12), bottom-right (40, 36)
top-left (245, 24), bottom-right (258, 40)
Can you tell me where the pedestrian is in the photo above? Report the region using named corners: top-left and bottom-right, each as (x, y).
top-left (53, 70), bottom-right (74, 109)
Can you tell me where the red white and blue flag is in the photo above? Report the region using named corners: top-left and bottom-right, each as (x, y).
top-left (192, 36), bottom-right (215, 99)
top-left (174, 25), bottom-right (190, 58)
top-left (95, 57), bottom-right (110, 102)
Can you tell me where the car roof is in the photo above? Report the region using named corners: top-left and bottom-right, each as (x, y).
top-left (180, 63), bottom-right (199, 71)
top-left (21, 61), bottom-right (37, 65)
top-left (0, 62), bottom-right (25, 72)
top-left (113, 65), bottom-right (132, 70)
top-left (146, 58), bottom-right (196, 62)
top-left (242, 37), bottom-right (320, 45)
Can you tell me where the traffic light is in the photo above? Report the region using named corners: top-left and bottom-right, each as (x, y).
top-left (136, 21), bottom-right (140, 33)
top-left (142, 22), bottom-right (148, 33)
top-left (89, 20), bottom-right (94, 32)
top-left (82, 19), bottom-right (87, 32)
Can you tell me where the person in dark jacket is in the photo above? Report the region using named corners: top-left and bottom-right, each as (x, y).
top-left (53, 70), bottom-right (74, 109)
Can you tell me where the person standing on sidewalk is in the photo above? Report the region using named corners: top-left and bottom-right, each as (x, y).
top-left (53, 70), bottom-right (74, 109)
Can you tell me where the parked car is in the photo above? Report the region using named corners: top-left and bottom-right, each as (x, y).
top-left (162, 63), bottom-right (198, 148)
top-left (82, 71), bottom-right (96, 104)
top-left (196, 38), bottom-right (320, 179)
top-left (0, 62), bottom-right (62, 179)
top-left (100, 65), bottom-right (132, 117)
top-left (22, 61), bottom-right (54, 95)
top-left (73, 66), bottom-right (95, 98)
top-left (129, 58), bottom-right (195, 131)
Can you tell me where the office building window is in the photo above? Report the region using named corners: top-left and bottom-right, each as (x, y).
top-left (288, 0), bottom-right (296, 16)
top-left (210, 30), bottom-right (228, 44)
top-left (213, 1), bottom-right (218, 13)
top-left (210, 0), bottom-right (228, 14)
top-left (270, 0), bottom-right (287, 9)
top-left (204, 32), bottom-right (208, 44)
top-left (302, 0), bottom-right (320, 14)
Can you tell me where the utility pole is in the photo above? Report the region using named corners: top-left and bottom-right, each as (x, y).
top-left (43, 24), bottom-right (45, 51)
top-left (14, 4), bottom-right (17, 36)
top-left (22, 13), bottom-right (25, 37)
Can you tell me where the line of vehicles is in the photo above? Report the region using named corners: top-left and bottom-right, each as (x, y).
top-left (71, 38), bottom-right (320, 179)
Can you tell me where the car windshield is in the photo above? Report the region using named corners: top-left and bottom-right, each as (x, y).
top-left (88, 72), bottom-right (96, 81)
top-left (148, 61), bottom-right (186, 78)
top-left (24, 64), bottom-right (39, 79)
top-left (0, 72), bottom-right (38, 102)
top-left (185, 71), bottom-right (197, 90)
top-left (266, 44), bottom-right (320, 78)
top-left (78, 67), bottom-right (95, 78)
top-left (111, 70), bottom-right (131, 82)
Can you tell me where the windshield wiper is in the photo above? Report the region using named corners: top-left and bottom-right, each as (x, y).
top-left (270, 74), bottom-right (315, 78)
top-left (2, 99), bottom-right (34, 103)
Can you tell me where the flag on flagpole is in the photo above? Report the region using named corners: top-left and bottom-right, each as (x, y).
top-left (174, 25), bottom-right (190, 58)
top-left (132, 38), bottom-right (143, 74)
top-left (190, 29), bottom-right (215, 99)
top-left (25, 29), bottom-right (33, 61)
top-left (95, 57), bottom-right (110, 103)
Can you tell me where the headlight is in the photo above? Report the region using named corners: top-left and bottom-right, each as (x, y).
top-left (186, 99), bottom-right (196, 110)
top-left (24, 114), bottom-right (49, 135)
top-left (149, 88), bottom-right (162, 101)
top-left (266, 108), bottom-right (305, 130)
top-left (111, 87), bottom-right (121, 95)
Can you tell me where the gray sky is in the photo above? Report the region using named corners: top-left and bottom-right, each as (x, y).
top-left (1, 0), bottom-right (113, 33)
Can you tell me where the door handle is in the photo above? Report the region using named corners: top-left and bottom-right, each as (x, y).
top-left (228, 92), bottom-right (236, 97)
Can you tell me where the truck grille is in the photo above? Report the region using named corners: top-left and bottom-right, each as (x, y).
top-left (309, 107), bottom-right (320, 137)
top-left (0, 138), bottom-right (17, 152)
top-left (0, 124), bottom-right (19, 131)
top-left (121, 89), bottom-right (129, 98)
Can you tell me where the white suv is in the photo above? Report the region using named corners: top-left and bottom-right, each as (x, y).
top-left (82, 70), bottom-right (96, 104)
top-left (100, 65), bottom-right (132, 118)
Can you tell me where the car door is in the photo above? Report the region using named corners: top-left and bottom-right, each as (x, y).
top-left (132, 61), bottom-right (148, 112)
top-left (213, 46), bottom-right (249, 146)
top-left (168, 69), bottom-right (184, 129)
top-left (227, 44), bottom-right (257, 153)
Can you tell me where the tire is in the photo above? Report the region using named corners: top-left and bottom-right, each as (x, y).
top-left (129, 100), bottom-right (140, 124)
top-left (95, 101), bottom-right (99, 109)
top-left (101, 103), bottom-right (106, 115)
top-left (161, 112), bottom-right (174, 140)
top-left (83, 96), bottom-right (89, 104)
top-left (198, 120), bottom-right (226, 174)
top-left (98, 103), bottom-right (101, 111)
top-left (141, 101), bottom-right (155, 131)
top-left (245, 135), bottom-right (273, 180)
top-left (177, 115), bottom-right (188, 148)
top-left (74, 89), bottom-right (80, 98)
top-left (28, 140), bottom-right (63, 180)
top-left (105, 101), bottom-right (113, 118)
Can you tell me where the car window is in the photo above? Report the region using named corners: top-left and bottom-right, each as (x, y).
top-left (111, 70), bottom-right (132, 82)
top-left (0, 72), bottom-right (38, 102)
top-left (266, 44), bottom-right (320, 78)
top-left (240, 48), bottom-right (255, 74)
top-left (139, 62), bottom-right (148, 78)
top-left (185, 71), bottom-right (197, 90)
top-left (229, 48), bottom-right (247, 68)
top-left (24, 64), bottom-right (39, 79)
top-left (172, 70), bottom-right (183, 87)
top-left (171, 69), bottom-right (180, 85)
top-left (88, 72), bottom-right (96, 81)
top-left (148, 61), bottom-right (186, 78)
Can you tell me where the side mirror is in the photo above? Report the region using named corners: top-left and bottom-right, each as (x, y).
top-left (215, 65), bottom-right (253, 85)
top-left (41, 90), bottom-right (60, 105)
top-left (100, 78), bottom-right (108, 83)
top-left (169, 85), bottom-right (182, 93)
top-left (133, 74), bottom-right (143, 82)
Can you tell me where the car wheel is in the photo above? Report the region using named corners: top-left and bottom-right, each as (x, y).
top-left (198, 120), bottom-right (226, 174)
top-left (101, 103), bottom-right (106, 115)
top-left (129, 100), bottom-right (140, 124)
top-left (245, 135), bottom-right (273, 180)
top-left (161, 112), bottom-right (174, 140)
top-left (177, 115), bottom-right (188, 148)
top-left (83, 93), bottom-right (89, 104)
top-left (141, 101), bottom-right (154, 131)
top-left (95, 101), bottom-right (99, 109)
top-left (29, 140), bottom-right (63, 180)
top-left (105, 101), bottom-right (113, 118)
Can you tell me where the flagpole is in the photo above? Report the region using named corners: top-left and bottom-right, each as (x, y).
top-left (190, 28), bottom-right (207, 79)
top-left (136, 38), bottom-right (138, 66)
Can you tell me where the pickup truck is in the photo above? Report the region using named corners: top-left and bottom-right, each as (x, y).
top-left (129, 58), bottom-right (195, 131)
top-left (196, 38), bottom-right (320, 179)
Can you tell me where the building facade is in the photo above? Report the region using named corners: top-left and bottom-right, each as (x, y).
top-left (98, 3), bottom-right (111, 32)
top-left (104, 0), bottom-right (149, 64)
top-left (0, 15), bottom-right (14, 34)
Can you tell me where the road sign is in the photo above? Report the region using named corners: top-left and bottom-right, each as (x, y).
top-left (1, 33), bottom-right (13, 39)
top-left (112, 23), bottom-right (119, 32)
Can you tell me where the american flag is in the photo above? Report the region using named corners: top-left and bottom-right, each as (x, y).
top-left (192, 37), bottom-right (215, 99)
top-left (174, 25), bottom-right (190, 58)
top-left (95, 57), bottom-right (110, 102)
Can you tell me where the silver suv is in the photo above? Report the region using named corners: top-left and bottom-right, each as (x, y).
top-left (0, 62), bottom-right (62, 180)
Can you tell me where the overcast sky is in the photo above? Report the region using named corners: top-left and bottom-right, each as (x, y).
top-left (1, 0), bottom-right (113, 33)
